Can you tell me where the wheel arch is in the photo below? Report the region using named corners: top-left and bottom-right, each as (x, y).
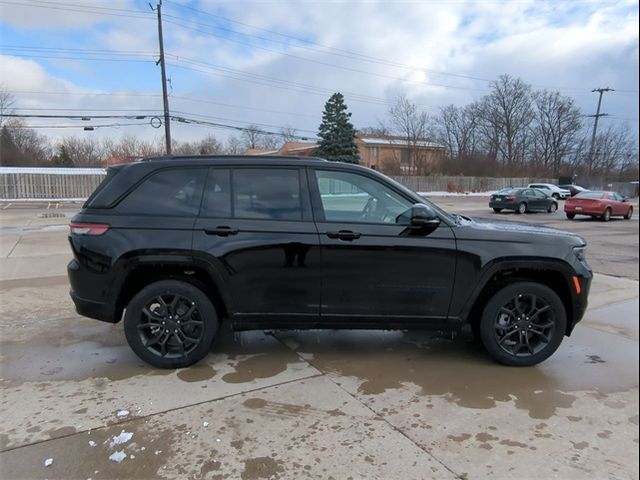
top-left (460, 260), bottom-right (575, 336)
top-left (115, 258), bottom-right (230, 322)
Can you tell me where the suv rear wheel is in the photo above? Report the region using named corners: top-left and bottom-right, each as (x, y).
top-left (124, 280), bottom-right (218, 368)
top-left (479, 282), bottom-right (566, 366)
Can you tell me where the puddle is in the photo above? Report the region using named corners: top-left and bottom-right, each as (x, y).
top-left (275, 325), bottom-right (639, 419)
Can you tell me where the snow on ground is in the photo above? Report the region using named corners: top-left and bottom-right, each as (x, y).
top-left (108, 431), bottom-right (133, 449)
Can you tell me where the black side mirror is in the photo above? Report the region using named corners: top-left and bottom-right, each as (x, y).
top-left (409, 204), bottom-right (441, 229)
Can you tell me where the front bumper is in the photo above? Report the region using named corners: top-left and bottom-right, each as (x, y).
top-left (567, 272), bottom-right (592, 334)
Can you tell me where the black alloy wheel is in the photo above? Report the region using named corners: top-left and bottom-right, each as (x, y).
top-left (479, 282), bottom-right (566, 366)
top-left (124, 280), bottom-right (218, 368)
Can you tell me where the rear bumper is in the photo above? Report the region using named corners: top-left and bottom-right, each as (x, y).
top-left (564, 205), bottom-right (604, 216)
top-left (489, 200), bottom-right (518, 209)
top-left (68, 259), bottom-right (120, 323)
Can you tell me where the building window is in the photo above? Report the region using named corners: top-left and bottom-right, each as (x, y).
top-left (371, 146), bottom-right (378, 158)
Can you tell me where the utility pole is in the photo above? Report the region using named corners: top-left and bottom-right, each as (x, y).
top-left (153, 0), bottom-right (171, 155)
top-left (586, 87), bottom-right (613, 177)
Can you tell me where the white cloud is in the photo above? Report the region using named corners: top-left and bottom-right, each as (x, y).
top-left (0, 0), bottom-right (637, 143)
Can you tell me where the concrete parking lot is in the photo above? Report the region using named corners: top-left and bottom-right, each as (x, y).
top-left (1, 198), bottom-right (638, 479)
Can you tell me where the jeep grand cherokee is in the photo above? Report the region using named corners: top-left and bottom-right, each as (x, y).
top-left (68, 156), bottom-right (592, 368)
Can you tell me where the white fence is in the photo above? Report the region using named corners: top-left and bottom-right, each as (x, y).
top-left (0, 167), bottom-right (636, 200)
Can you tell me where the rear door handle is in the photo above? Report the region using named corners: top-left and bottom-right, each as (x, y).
top-left (204, 226), bottom-right (239, 236)
top-left (326, 230), bottom-right (361, 241)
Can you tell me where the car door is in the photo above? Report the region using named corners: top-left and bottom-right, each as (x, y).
top-left (531, 189), bottom-right (550, 210)
top-left (192, 166), bottom-right (321, 328)
top-left (309, 167), bottom-right (457, 325)
top-left (522, 189), bottom-right (539, 210)
top-left (609, 192), bottom-right (625, 215)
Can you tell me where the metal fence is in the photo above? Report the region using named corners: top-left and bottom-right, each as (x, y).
top-left (0, 167), bottom-right (637, 200)
top-left (389, 176), bottom-right (555, 193)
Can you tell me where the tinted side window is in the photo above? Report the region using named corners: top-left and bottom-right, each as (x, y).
top-left (117, 168), bottom-right (206, 216)
top-left (233, 169), bottom-right (302, 221)
top-left (201, 169), bottom-right (231, 218)
top-left (314, 170), bottom-right (412, 224)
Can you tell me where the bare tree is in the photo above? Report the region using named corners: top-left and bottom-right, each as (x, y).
top-left (60, 136), bottom-right (104, 167)
top-left (225, 135), bottom-right (244, 155)
top-left (531, 90), bottom-right (583, 176)
top-left (241, 124), bottom-right (262, 150)
top-left (279, 125), bottom-right (298, 145)
top-left (172, 135), bottom-right (224, 155)
top-left (388, 95), bottom-right (434, 174)
top-left (482, 75), bottom-right (534, 172)
top-left (0, 85), bottom-right (15, 128)
top-left (102, 135), bottom-right (162, 165)
top-left (0, 120), bottom-right (51, 166)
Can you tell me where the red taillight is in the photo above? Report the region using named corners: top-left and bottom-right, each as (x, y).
top-left (505, 195), bottom-right (516, 200)
top-left (69, 222), bottom-right (110, 236)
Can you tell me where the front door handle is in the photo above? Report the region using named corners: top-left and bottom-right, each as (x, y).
top-left (204, 226), bottom-right (239, 236)
top-left (326, 230), bottom-right (361, 241)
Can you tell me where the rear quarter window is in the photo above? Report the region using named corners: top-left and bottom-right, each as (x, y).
top-left (115, 168), bottom-right (206, 216)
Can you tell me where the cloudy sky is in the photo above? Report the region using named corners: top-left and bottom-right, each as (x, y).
top-left (0, 0), bottom-right (638, 145)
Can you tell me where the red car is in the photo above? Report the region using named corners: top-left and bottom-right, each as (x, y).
top-left (564, 191), bottom-right (633, 221)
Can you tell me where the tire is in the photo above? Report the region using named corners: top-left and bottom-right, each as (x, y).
top-left (548, 202), bottom-right (558, 213)
top-left (566, 213), bottom-right (575, 219)
top-left (552, 193), bottom-right (560, 200)
top-left (493, 208), bottom-right (503, 213)
top-left (516, 202), bottom-right (527, 214)
top-left (601, 208), bottom-right (611, 222)
top-left (479, 282), bottom-right (567, 366)
top-left (124, 280), bottom-right (218, 369)
top-left (624, 207), bottom-right (633, 220)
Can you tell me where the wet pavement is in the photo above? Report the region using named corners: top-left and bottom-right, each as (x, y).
top-left (1, 203), bottom-right (638, 479)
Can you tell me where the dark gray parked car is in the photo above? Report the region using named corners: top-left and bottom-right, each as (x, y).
top-left (490, 188), bottom-right (559, 214)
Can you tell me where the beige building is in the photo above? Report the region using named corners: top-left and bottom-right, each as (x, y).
top-left (246, 135), bottom-right (446, 175)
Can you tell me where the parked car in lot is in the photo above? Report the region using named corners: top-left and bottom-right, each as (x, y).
top-left (68, 156), bottom-right (592, 368)
top-left (527, 183), bottom-right (571, 200)
top-left (565, 190), bottom-right (633, 221)
top-left (489, 188), bottom-right (559, 214)
top-left (558, 184), bottom-right (587, 197)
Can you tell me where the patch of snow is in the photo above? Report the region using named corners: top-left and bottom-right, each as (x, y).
top-left (154, 450), bottom-right (162, 455)
top-left (109, 451), bottom-right (127, 463)
top-left (109, 431), bottom-right (133, 449)
top-left (116, 409), bottom-right (129, 418)
top-left (88, 440), bottom-right (97, 447)
top-left (202, 421), bottom-right (209, 427)
top-left (216, 438), bottom-right (221, 442)
top-left (44, 458), bottom-right (53, 467)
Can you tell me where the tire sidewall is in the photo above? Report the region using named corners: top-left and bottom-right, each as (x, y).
top-left (124, 280), bottom-right (218, 369)
top-left (602, 208), bottom-right (611, 221)
top-left (549, 202), bottom-right (558, 213)
top-left (479, 282), bottom-right (567, 366)
top-left (517, 203), bottom-right (526, 214)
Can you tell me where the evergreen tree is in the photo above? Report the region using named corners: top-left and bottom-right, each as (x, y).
top-left (316, 93), bottom-right (359, 164)
top-left (51, 144), bottom-right (74, 167)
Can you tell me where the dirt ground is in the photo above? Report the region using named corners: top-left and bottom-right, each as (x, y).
top-left (0, 200), bottom-right (638, 479)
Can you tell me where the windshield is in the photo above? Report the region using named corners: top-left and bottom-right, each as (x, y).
top-left (576, 191), bottom-right (604, 199)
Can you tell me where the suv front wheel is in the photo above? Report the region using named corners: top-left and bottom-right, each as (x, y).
top-left (124, 280), bottom-right (218, 368)
top-left (479, 282), bottom-right (566, 366)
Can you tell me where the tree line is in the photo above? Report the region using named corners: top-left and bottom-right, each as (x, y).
top-left (1, 75), bottom-right (638, 182)
top-left (373, 75), bottom-right (638, 181)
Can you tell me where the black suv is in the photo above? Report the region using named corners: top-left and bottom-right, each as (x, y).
top-left (68, 156), bottom-right (592, 368)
